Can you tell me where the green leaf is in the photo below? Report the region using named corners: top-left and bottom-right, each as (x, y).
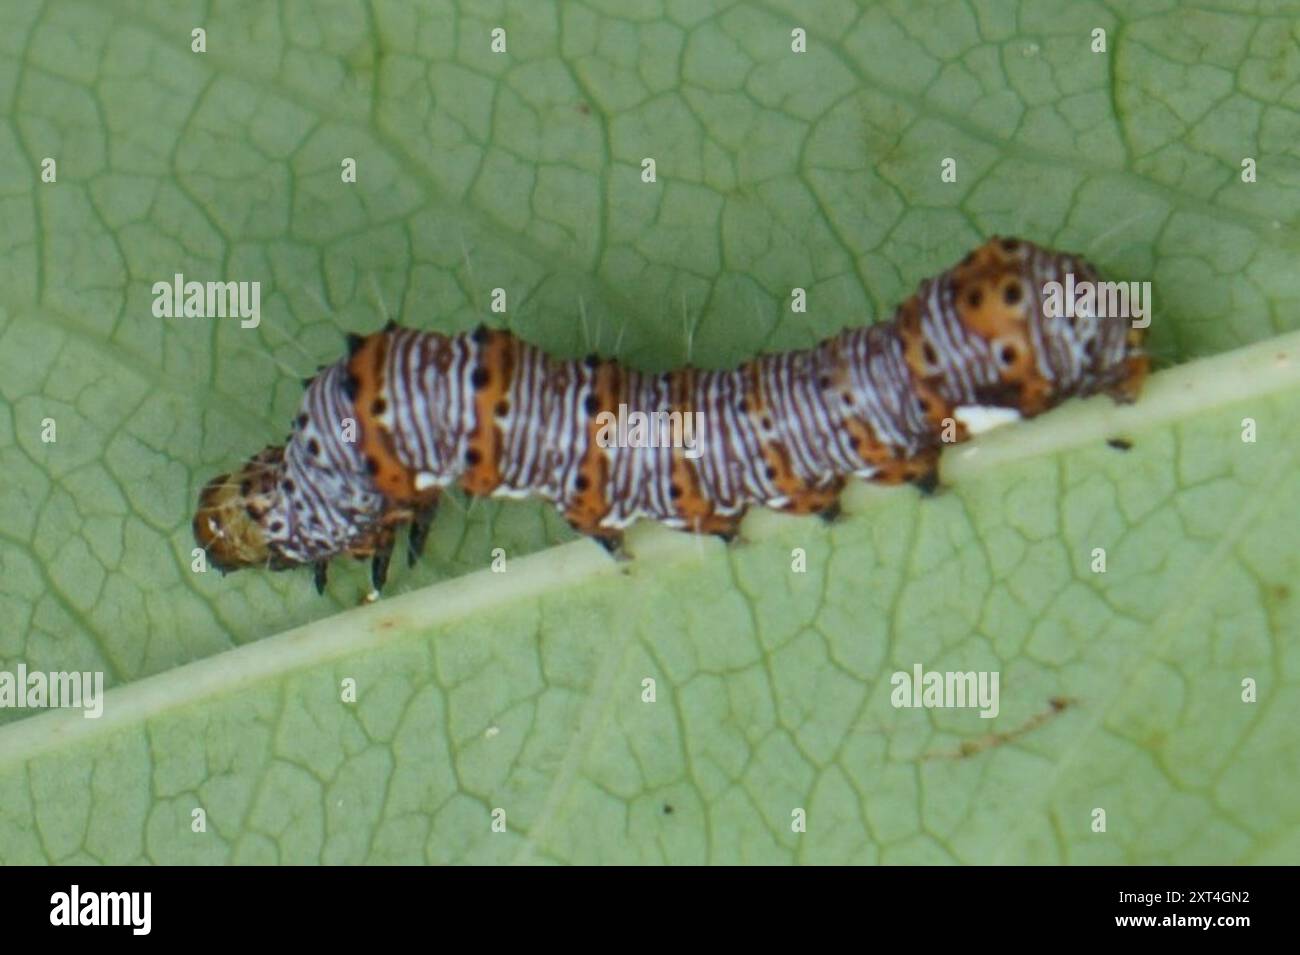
top-left (1, 0), bottom-right (1298, 863)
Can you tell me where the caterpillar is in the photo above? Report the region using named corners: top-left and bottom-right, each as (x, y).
top-left (193, 237), bottom-right (1148, 594)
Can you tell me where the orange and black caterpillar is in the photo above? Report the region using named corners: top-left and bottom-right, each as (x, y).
top-left (193, 237), bottom-right (1148, 594)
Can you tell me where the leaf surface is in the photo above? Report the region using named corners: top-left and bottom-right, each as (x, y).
top-left (1, 0), bottom-right (1298, 863)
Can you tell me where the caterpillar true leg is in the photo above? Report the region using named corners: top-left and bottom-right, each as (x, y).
top-left (591, 531), bottom-right (626, 556)
top-left (912, 470), bottom-right (941, 497)
top-left (406, 498), bottom-right (440, 567)
top-left (371, 537), bottom-right (394, 593)
top-left (817, 500), bottom-right (843, 525)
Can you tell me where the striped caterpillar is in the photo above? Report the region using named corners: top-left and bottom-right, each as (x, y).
top-left (193, 237), bottom-right (1148, 594)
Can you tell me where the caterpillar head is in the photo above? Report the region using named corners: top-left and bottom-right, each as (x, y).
top-left (193, 445), bottom-right (288, 573)
top-left (936, 236), bottom-right (1150, 415)
top-left (1016, 238), bottom-right (1149, 405)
